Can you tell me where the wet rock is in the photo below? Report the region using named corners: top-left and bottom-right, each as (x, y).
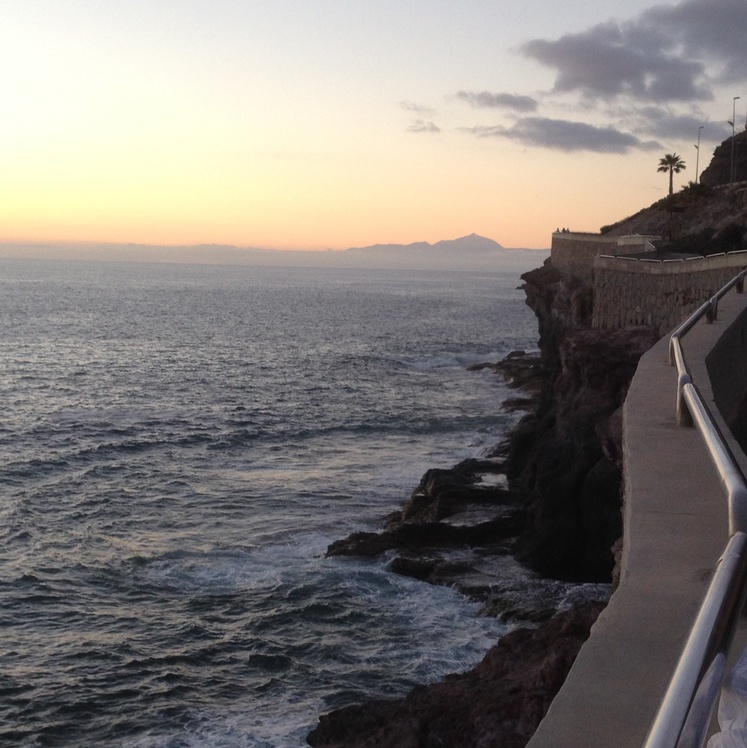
top-left (388, 556), bottom-right (438, 580)
top-left (388, 556), bottom-right (478, 585)
top-left (326, 450), bottom-right (525, 565)
top-left (326, 531), bottom-right (397, 558)
top-left (402, 462), bottom-right (516, 523)
top-left (503, 396), bottom-right (536, 412)
top-left (467, 351), bottom-right (545, 412)
top-left (493, 350), bottom-right (545, 393)
top-left (326, 514), bottom-right (525, 558)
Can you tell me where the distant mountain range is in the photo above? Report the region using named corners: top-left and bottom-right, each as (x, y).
top-left (337, 234), bottom-right (536, 270)
top-left (0, 234), bottom-right (548, 270)
top-left (347, 233), bottom-right (505, 254)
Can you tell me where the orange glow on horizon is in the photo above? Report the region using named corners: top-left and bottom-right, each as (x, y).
top-left (0, 2), bottom-right (716, 257)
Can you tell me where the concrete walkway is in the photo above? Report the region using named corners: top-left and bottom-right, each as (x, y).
top-left (526, 288), bottom-right (747, 747)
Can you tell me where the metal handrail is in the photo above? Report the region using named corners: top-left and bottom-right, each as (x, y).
top-left (644, 267), bottom-right (747, 748)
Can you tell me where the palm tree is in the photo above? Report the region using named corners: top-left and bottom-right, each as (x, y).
top-left (658, 153), bottom-right (687, 196)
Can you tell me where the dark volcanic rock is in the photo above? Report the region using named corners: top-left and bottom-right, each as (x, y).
top-left (306, 601), bottom-right (605, 748)
top-left (700, 131), bottom-right (747, 187)
top-left (508, 263), bottom-right (659, 582)
top-left (401, 461), bottom-right (515, 523)
top-left (469, 350), bottom-right (545, 396)
top-left (388, 555), bottom-right (477, 585)
top-left (388, 556), bottom-right (439, 580)
top-left (327, 453), bottom-right (523, 563)
top-left (326, 514), bottom-right (524, 558)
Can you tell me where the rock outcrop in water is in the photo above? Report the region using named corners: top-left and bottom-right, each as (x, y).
top-left (326, 259), bottom-right (657, 586)
top-left (325, 370), bottom-right (539, 614)
top-left (326, 456), bottom-right (524, 563)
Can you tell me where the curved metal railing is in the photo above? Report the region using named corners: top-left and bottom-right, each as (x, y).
top-left (644, 267), bottom-right (747, 748)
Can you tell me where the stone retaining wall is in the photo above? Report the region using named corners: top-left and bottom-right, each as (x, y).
top-left (592, 252), bottom-right (747, 336)
top-left (551, 233), bottom-right (620, 281)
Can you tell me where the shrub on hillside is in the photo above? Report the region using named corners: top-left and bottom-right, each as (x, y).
top-left (711, 223), bottom-right (747, 254)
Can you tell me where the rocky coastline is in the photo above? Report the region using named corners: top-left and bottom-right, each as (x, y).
top-left (307, 259), bottom-right (659, 747)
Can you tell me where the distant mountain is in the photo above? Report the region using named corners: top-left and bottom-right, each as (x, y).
top-left (346, 233), bottom-right (505, 255)
top-left (433, 234), bottom-right (506, 253)
top-left (337, 234), bottom-right (535, 270)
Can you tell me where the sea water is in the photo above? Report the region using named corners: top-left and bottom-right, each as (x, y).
top-left (0, 258), bottom-right (543, 747)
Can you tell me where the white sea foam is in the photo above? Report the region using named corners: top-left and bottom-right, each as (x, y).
top-left (140, 531), bottom-right (334, 595)
top-left (123, 703), bottom-right (323, 748)
top-left (394, 349), bottom-right (510, 371)
top-left (142, 551), bottom-right (283, 595)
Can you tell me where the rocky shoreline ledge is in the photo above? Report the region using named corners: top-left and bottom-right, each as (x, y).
top-left (307, 260), bottom-right (659, 747)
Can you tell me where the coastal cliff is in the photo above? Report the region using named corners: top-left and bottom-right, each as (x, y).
top-left (326, 260), bottom-right (657, 587)
top-left (510, 262), bottom-right (658, 582)
top-left (308, 259), bottom-right (658, 746)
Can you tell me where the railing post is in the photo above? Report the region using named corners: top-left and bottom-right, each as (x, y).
top-left (730, 483), bottom-right (747, 537)
top-left (676, 374), bottom-right (694, 427)
top-left (706, 298), bottom-right (718, 323)
top-left (668, 336), bottom-right (677, 367)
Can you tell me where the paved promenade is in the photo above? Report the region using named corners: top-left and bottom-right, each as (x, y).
top-left (526, 288), bottom-right (747, 747)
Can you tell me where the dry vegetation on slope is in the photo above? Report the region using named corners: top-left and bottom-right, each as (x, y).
top-left (602, 132), bottom-right (747, 255)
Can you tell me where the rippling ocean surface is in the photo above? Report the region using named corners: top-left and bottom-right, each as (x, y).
top-left (1, 258), bottom-right (542, 747)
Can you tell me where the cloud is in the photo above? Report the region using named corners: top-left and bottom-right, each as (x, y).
top-left (520, 0), bottom-right (747, 105)
top-left (627, 106), bottom-right (731, 142)
top-left (448, 0), bottom-right (744, 155)
top-left (456, 91), bottom-right (538, 112)
top-left (643, 0), bottom-right (747, 84)
top-left (521, 20), bottom-right (710, 103)
top-left (400, 100), bottom-right (440, 134)
top-left (466, 117), bottom-right (660, 153)
top-left (408, 119), bottom-right (441, 134)
top-left (400, 100), bottom-right (436, 117)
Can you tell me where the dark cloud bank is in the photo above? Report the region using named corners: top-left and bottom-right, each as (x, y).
top-left (466, 118), bottom-right (659, 153)
top-left (456, 91), bottom-right (538, 112)
top-left (454, 0), bottom-right (744, 154)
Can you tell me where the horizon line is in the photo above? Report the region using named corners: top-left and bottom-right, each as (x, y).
top-left (0, 237), bottom-right (551, 253)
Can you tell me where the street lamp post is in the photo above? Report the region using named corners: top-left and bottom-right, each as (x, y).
top-left (695, 126), bottom-right (704, 183)
top-left (731, 96), bottom-right (741, 184)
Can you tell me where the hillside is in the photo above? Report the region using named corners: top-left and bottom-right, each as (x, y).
top-left (602, 132), bottom-right (747, 255)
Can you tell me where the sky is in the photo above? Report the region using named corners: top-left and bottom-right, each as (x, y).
top-left (1, 0), bottom-right (746, 252)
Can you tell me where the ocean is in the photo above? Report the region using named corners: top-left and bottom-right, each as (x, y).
top-left (1, 257), bottom-right (547, 747)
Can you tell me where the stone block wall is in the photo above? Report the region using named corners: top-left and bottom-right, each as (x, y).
top-left (551, 233), bottom-right (621, 281)
top-left (592, 252), bottom-right (747, 336)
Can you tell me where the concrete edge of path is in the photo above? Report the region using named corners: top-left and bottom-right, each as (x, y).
top-left (527, 288), bottom-right (747, 748)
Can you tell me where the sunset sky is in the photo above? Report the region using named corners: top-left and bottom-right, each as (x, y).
top-left (2, 0), bottom-right (746, 251)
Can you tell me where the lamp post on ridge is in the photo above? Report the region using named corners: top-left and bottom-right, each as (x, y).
top-left (695, 125), bottom-right (704, 183)
top-left (730, 96), bottom-right (740, 184)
